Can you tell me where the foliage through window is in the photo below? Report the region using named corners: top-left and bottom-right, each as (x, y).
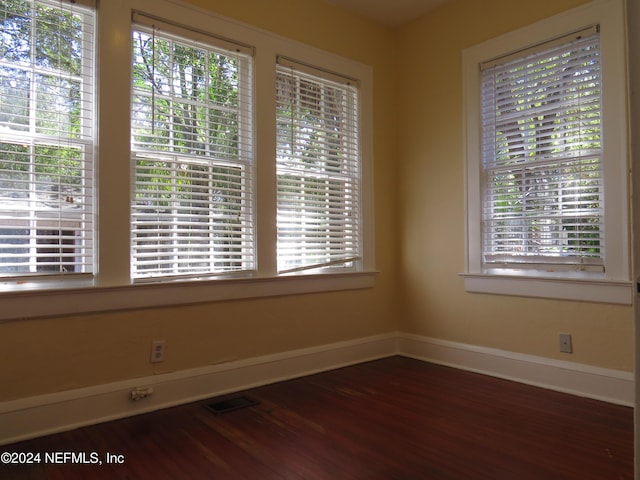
top-left (0, 0), bottom-right (95, 276)
top-left (131, 16), bottom-right (254, 280)
top-left (480, 27), bottom-right (603, 272)
top-left (276, 59), bottom-right (360, 274)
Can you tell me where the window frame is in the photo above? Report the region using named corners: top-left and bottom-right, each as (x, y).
top-left (461, 0), bottom-right (631, 304)
top-left (129, 17), bottom-right (256, 281)
top-left (0, 0), bottom-right (376, 321)
top-left (0, 0), bottom-right (96, 279)
top-left (275, 57), bottom-right (362, 275)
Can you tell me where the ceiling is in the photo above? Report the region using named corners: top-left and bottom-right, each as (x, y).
top-left (322, 0), bottom-right (452, 27)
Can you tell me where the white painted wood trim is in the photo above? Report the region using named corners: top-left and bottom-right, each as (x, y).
top-left (1, 331), bottom-right (633, 446)
top-left (462, 274), bottom-right (633, 305)
top-left (0, 333), bottom-right (398, 446)
top-left (398, 333), bottom-right (634, 407)
top-left (0, 272), bottom-right (377, 322)
top-left (462, 0), bottom-right (631, 299)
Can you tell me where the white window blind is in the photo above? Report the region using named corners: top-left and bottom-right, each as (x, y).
top-left (276, 58), bottom-right (361, 274)
top-left (481, 27), bottom-right (603, 272)
top-left (0, 0), bottom-right (95, 276)
top-left (131, 15), bottom-right (254, 280)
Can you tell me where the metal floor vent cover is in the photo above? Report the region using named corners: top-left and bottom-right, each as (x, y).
top-left (206, 395), bottom-right (259, 414)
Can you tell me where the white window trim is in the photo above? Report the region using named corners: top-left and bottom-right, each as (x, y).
top-left (0, 0), bottom-right (376, 320)
top-left (0, 272), bottom-right (376, 321)
top-left (461, 0), bottom-right (631, 304)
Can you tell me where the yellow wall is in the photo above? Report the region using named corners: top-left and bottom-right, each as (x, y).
top-left (0, 0), bottom-right (633, 404)
top-left (0, 0), bottom-right (399, 401)
top-left (397, 0), bottom-right (634, 371)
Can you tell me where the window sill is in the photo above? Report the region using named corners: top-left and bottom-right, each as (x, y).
top-left (461, 272), bottom-right (632, 305)
top-left (0, 272), bottom-right (377, 322)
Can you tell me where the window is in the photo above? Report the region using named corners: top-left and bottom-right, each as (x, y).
top-left (0, 0), bottom-right (95, 277)
top-left (0, 0), bottom-right (374, 320)
top-left (131, 14), bottom-right (254, 280)
top-left (463, 0), bottom-right (630, 304)
top-left (481, 27), bottom-right (602, 273)
top-left (276, 58), bottom-right (361, 274)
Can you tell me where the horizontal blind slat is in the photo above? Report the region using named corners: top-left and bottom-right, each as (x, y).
top-left (130, 24), bottom-right (254, 279)
top-left (276, 62), bottom-right (360, 273)
top-left (481, 30), bottom-right (602, 270)
top-left (0, 0), bottom-right (95, 277)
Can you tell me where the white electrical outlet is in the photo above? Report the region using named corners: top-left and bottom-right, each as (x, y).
top-left (151, 340), bottom-right (166, 363)
top-left (559, 334), bottom-right (572, 354)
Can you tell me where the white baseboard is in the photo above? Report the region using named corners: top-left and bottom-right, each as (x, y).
top-left (398, 333), bottom-right (634, 407)
top-left (0, 331), bottom-right (633, 446)
top-left (0, 333), bottom-right (398, 446)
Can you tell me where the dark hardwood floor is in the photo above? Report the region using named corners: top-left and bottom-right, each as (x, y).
top-left (0, 356), bottom-right (633, 479)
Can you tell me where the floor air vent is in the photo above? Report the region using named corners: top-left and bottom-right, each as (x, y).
top-left (206, 395), bottom-right (259, 414)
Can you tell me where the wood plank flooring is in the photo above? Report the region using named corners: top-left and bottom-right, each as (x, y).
top-left (0, 356), bottom-right (633, 479)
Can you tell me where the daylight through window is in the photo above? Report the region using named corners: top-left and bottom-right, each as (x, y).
top-left (276, 58), bottom-right (361, 274)
top-left (480, 27), bottom-right (603, 272)
top-left (0, 0), bottom-right (95, 276)
top-left (130, 15), bottom-right (254, 280)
